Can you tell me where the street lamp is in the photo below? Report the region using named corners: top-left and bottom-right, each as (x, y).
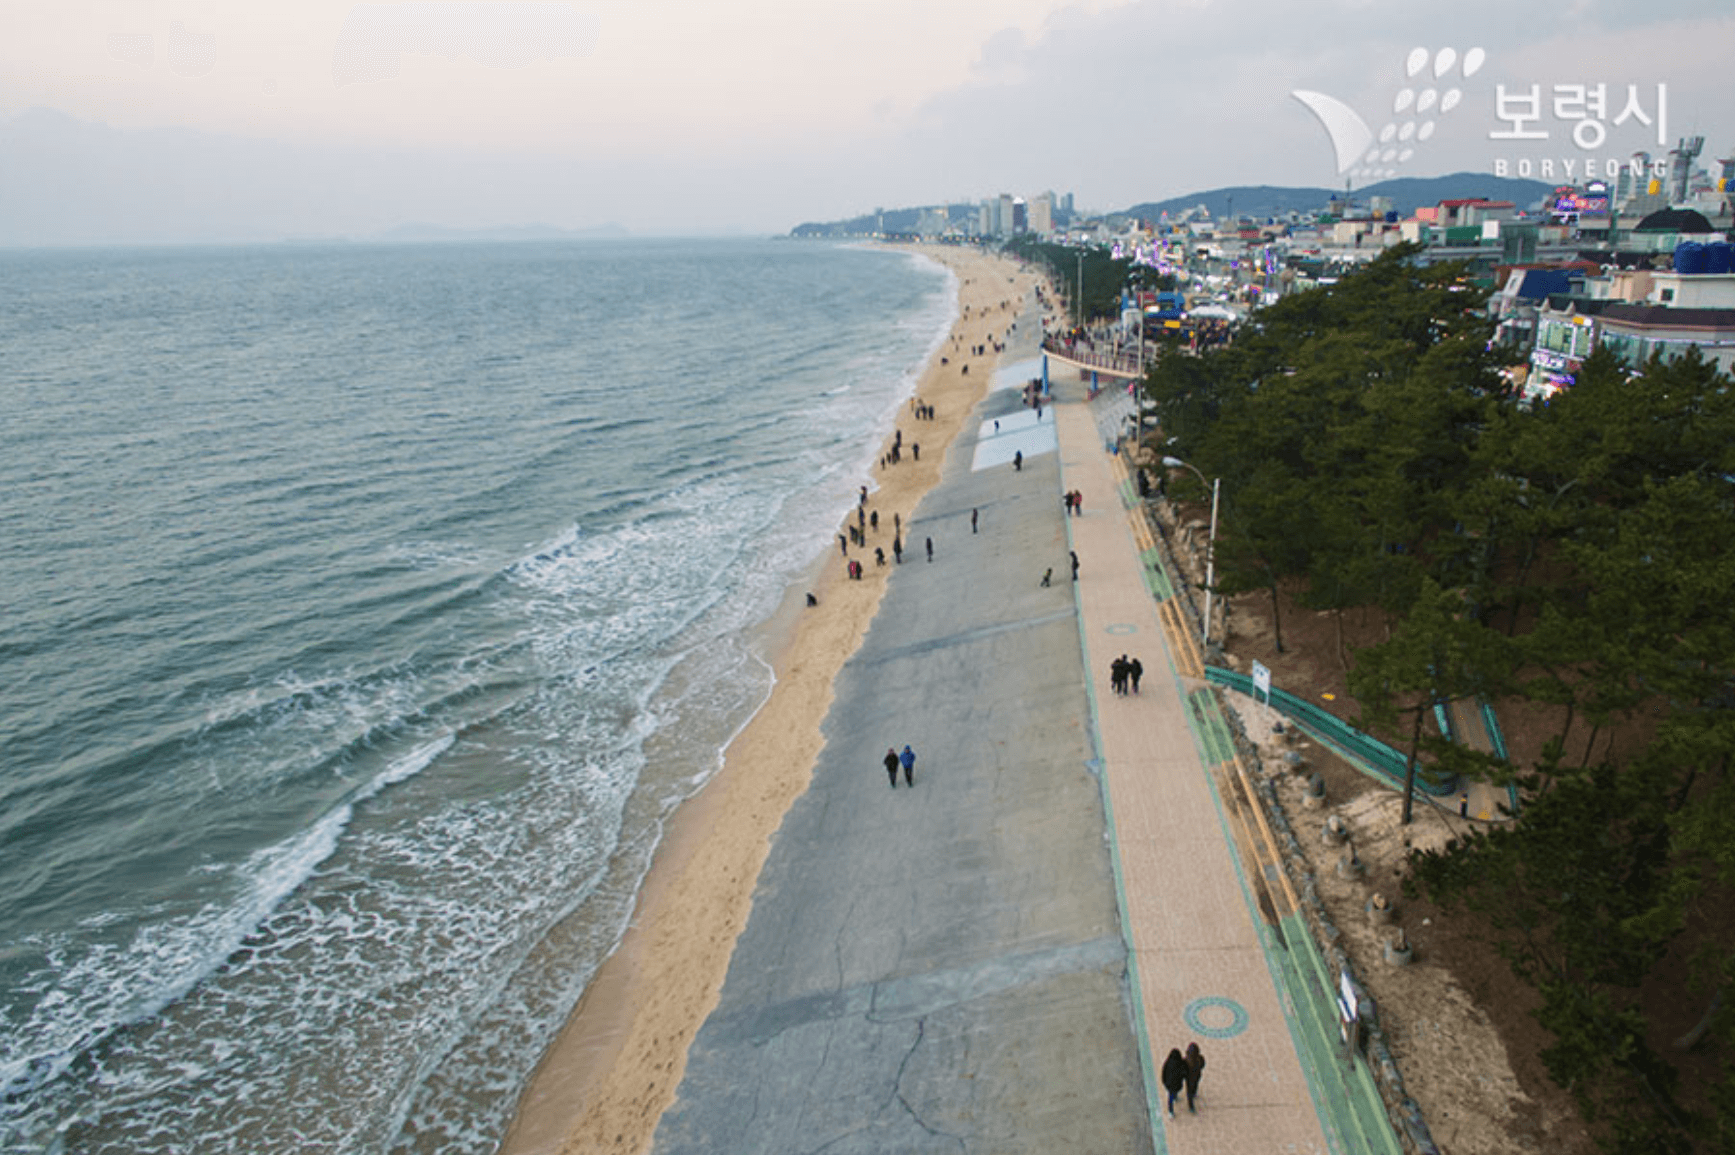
top-left (1075, 249), bottom-right (1084, 331)
top-left (1161, 455), bottom-right (1219, 647)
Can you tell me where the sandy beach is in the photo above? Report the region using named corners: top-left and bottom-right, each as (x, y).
top-left (500, 244), bottom-right (1043, 1155)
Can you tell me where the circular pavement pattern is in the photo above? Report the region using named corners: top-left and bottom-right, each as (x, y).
top-left (1183, 996), bottom-right (1249, 1039)
top-left (1104, 622), bottom-right (1138, 635)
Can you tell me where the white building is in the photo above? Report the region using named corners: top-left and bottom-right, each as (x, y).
top-left (1029, 192), bottom-right (1054, 236)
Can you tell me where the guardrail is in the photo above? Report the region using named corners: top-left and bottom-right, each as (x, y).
top-left (1203, 668), bottom-right (1458, 796)
top-left (1042, 345), bottom-right (1144, 379)
top-left (1479, 699), bottom-right (1521, 816)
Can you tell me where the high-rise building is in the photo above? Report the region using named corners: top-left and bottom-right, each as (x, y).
top-left (997, 193), bottom-right (1014, 237)
top-left (1030, 192), bottom-right (1054, 235)
top-left (1669, 136), bottom-right (1705, 204)
top-left (1012, 197), bottom-right (1028, 233)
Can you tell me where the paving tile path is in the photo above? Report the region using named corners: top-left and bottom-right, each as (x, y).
top-left (1055, 388), bottom-right (1341, 1155)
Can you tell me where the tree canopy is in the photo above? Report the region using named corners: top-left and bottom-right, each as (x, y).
top-left (1141, 244), bottom-right (1735, 1152)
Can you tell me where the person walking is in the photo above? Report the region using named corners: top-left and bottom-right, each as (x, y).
top-left (971, 507), bottom-right (978, 534)
top-left (1129, 657), bottom-right (1143, 694)
top-left (898, 745), bottom-right (916, 787)
top-left (1013, 450), bottom-right (1022, 472)
top-left (1070, 550), bottom-right (1079, 581)
top-left (884, 748), bottom-right (901, 789)
top-left (1160, 1048), bottom-right (1187, 1117)
top-left (925, 536), bottom-right (933, 562)
top-left (1184, 1042), bottom-right (1206, 1112)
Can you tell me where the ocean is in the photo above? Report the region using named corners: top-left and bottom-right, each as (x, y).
top-left (0, 238), bottom-right (955, 1153)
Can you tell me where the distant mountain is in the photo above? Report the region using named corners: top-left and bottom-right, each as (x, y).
top-left (367, 222), bottom-right (631, 244)
top-left (1119, 173), bottom-right (1557, 223)
top-left (0, 107), bottom-right (634, 248)
top-left (789, 173), bottom-right (1560, 239)
top-left (790, 204), bottom-right (977, 239)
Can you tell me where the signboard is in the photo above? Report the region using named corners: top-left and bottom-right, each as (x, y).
top-left (1338, 970), bottom-right (1361, 1050)
top-left (1251, 660), bottom-right (1272, 704)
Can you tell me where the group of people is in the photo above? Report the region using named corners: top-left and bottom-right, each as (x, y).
top-left (1110, 654), bottom-right (1143, 695)
top-left (1160, 1042), bottom-right (1206, 1115)
top-left (881, 427), bottom-right (918, 468)
top-left (837, 478), bottom-right (936, 578)
top-left (909, 397), bottom-right (936, 421)
top-left (882, 745), bottom-right (917, 788)
top-left (1063, 490), bottom-right (1083, 516)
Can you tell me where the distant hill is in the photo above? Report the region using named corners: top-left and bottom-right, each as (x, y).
top-left (367, 222), bottom-right (631, 244)
top-left (1118, 173), bottom-right (1556, 223)
top-left (789, 173), bottom-right (1559, 238)
top-left (790, 204), bottom-right (978, 239)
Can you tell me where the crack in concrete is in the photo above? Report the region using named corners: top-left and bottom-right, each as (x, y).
top-left (890, 1017), bottom-right (968, 1151)
top-left (798, 1124), bottom-right (872, 1155)
top-left (853, 609), bottom-right (1076, 667)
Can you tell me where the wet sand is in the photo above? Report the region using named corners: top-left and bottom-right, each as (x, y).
top-left (500, 245), bottom-right (1041, 1155)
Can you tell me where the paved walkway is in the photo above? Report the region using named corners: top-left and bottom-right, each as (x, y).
top-left (649, 291), bottom-right (1152, 1155)
top-left (645, 290), bottom-right (1403, 1155)
top-left (1054, 384), bottom-right (1400, 1154)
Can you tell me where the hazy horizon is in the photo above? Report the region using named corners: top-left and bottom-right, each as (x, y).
top-left (4, 1), bottom-right (1733, 247)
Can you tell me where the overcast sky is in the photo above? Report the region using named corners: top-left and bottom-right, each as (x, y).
top-left (3, 0), bottom-right (1732, 244)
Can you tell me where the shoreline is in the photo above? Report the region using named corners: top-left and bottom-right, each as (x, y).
top-left (499, 243), bottom-right (1038, 1155)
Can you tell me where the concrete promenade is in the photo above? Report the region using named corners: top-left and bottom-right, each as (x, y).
top-left (651, 298), bottom-right (1150, 1154)
top-left (650, 292), bottom-right (1402, 1153)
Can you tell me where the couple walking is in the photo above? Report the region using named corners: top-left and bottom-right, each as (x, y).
top-left (1160, 1042), bottom-right (1206, 1115)
top-left (883, 745), bottom-right (916, 788)
top-left (1110, 654), bottom-right (1142, 695)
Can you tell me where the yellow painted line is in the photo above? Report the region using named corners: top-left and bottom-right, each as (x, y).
top-left (1230, 752), bottom-right (1301, 917)
top-left (1158, 598), bottom-right (1204, 680)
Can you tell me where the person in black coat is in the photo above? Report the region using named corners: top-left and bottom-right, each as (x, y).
top-left (1160, 1048), bottom-right (1187, 1117)
top-left (1184, 1041), bottom-right (1206, 1112)
top-left (884, 748), bottom-right (901, 789)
